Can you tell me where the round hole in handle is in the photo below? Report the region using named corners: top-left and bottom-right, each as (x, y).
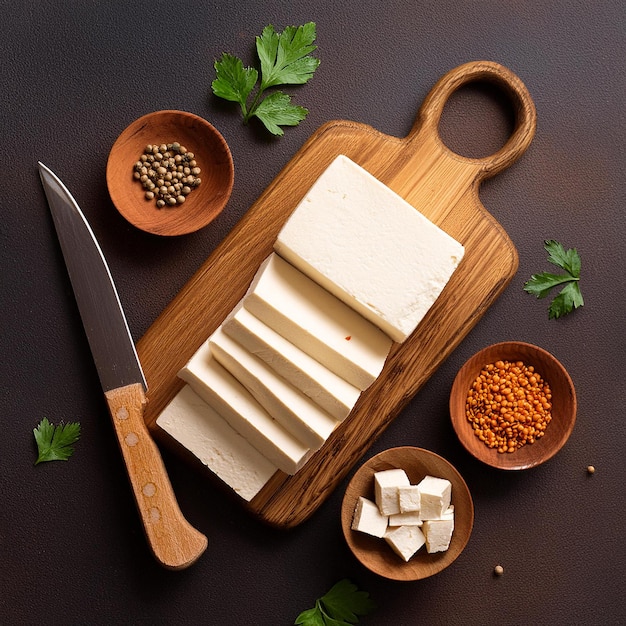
top-left (415, 61), bottom-right (537, 179)
top-left (438, 81), bottom-right (516, 160)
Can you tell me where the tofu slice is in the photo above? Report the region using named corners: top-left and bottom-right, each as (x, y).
top-left (156, 385), bottom-right (276, 501)
top-left (243, 253), bottom-right (393, 390)
top-left (222, 303), bottom-right (361, 420)
top-left (351, 496), bottom-right (388, 538)
top-left (209, 326), bottom-right (337, 450)
top-left (178, 342), bottom-right (311, 475)
top-left (274, 154), bottom-right (465, 342)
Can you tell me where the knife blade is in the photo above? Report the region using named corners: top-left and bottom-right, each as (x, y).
top-left (38, 162), bottom-right (207, 570)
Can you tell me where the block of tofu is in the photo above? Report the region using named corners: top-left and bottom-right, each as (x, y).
top-left (209, 326), bottom-right (337, 450)
top-left (398, 484), bottom-right (421, 513)
top-left (417, 475), bottom-right (452, 520)
top-left (274, 154), bottom-right (465, 343)
top-left (351, 496), bottom-right (388, 538)
top-left (222, 303), bottom-right (361, 420)
top-left (388, 510), bottom-right (422, 527)
top-left (243, 253), bottom-right (393, 390)
top-left (384, 525), bottom-right (426, 561)
top-left (374, 468), bottom-right (410, 516)
top-left (422, 518), bottom-right (455, 553)
top-left (156, 385), bottom-right (276, 501)
top-left (178, 341), bottom-right (310, 475)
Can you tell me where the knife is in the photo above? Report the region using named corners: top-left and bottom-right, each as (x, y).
top-left (38, 162), bottom-right (207, 570)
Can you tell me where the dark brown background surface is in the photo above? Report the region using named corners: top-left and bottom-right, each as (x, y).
top-left (1, 1), bottom-right (624, 624)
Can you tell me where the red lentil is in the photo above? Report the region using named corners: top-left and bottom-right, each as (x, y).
top-left (465, 360), bottom-right (552, 453)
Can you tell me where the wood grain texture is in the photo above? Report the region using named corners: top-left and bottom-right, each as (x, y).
top-left (340, 447), bottom-right (473, 581)
top-left (137, 61), bottom-right (537, 527)
top-left (104, 383), bottom-right (208, 569)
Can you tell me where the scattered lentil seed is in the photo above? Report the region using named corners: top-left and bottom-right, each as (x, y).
top-left (133, 142), bottom-right (201, 208)
top-left (587, 465), bottom-right (595, 474)
top-left (465, 360), bottom-right (552, 453)
top-left (494, 565), bottom-right (504, 576)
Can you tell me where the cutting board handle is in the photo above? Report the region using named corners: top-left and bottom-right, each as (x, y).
top-left (413, 60), bottom-right (537, 179)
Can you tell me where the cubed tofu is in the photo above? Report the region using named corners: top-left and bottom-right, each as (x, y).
top-left (388, 510), bottom-right (422, 526)
top-left (384, 525), bottom-right (426, 561)
top-left (418, 475), bottom-right (452, 520)
top-left (351, 496), bottom-right (389, 538)
top-left (374, 468), bottom-right (410, 516)
top-left (398, 484), bottom-right (421, 513)
top-left (422, 518), bottom-right (455, 553)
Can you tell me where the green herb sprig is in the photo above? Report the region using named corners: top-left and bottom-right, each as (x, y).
top-left (524, 239), bottom-right (583, 319)
top-left (33, 418), bottom-right (81, 464)
top-left (212, 22), bottom-right (320, 136)
top-left (295, 579), bottom-right (375, 626)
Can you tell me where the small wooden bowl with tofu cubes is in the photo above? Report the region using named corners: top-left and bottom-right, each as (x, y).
top-left (450, 341), bottom-right (577, 470)
top-left (341, 447), bottom-right (473, 581)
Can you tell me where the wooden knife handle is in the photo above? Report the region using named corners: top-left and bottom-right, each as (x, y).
top-left (104, 383), bottom-right (207, 569)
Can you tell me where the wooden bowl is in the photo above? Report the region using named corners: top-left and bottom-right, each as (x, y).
top-left (107, 110), bottom-right (234, 236)
top-left (341, 447), bottom-right (473, 581)
top-left (450, 341), bottom-right (576, 470)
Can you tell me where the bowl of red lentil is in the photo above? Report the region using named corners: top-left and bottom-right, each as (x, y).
top-left (107, 110), bottom-right (234, 236)
top-left (450, 342), bottom-right (576, 470)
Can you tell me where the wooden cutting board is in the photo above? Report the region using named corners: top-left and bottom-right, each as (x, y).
top-left (137, 61), bottom-right (536, 528)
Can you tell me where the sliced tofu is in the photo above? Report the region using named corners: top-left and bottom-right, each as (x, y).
top-left (156, 385), bottom-right (276, 501)
top-left (222, 303), bottom-right (361, 420)
top-left (178, 341), bottom-right (311, 475)
top-left (274, 154), bottom-right (465, 342)
top-left (209, 326), bottom-right (337, 450)
top-left (243, 253), bottom-right (393, 390)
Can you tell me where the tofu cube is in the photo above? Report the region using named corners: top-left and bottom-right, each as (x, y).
top-left (422, 518), bottom-right (454, 553)
top-left (374, 469), bottom-right (410, 515)
top-left (384, 525), bottom-right (426, 561)
top-left (351, 496), bottom-right (388, 538)
top-left (418, 475), bottom-right (452, 520)
top-left (398, 484), bottom-right (421, 513)
top-left (388, 510), bottom-right (422, 526)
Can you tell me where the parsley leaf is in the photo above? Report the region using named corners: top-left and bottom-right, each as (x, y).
top-left (33, 418), bottom-right (81, 465)
top-left (524, 240), bottom-right (584, 319)
top-left (295, 579), bottom-right (375, 626)
top-left (212, 22), bottom-right (320, 136)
